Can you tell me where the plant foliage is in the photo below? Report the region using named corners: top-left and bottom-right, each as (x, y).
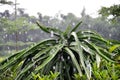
top-left (0, 21), bottom-right (119, 80)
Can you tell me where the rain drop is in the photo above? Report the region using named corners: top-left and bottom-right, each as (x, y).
top-left (72, 22), bottom-right (75, 26)
top-left (88, 37), bottom-right (91, 41)
top-left (63, 66), bottom-right (65, 69)
top-left (30, 38), bottom-right (33, 41)
top-left (3, 28), bottom-right (7, 31)
top-left (110, 42), bottom-right (112, 45)
top-left (19, 32), bottom-right (22, 35)
top-left (32, 58), bottom-right (34, 62)
top-left (29, 21), bottom-right (32, 24)
top-left (5, 34), bottom-right (8, 37)
top-left (109, 34), bottom-right (112, 37)
top-left (28, 70), bottom-right (30, 73)
top-left (88, 24), bottom-right (91, 28)
top-left (10, 74), bottom-right (13, 77)
top-left (61, 56), bottom-right (64, 61)
top-left (53, 66), bottom-right (56, 70)
top-left (12, 33), bottom-right (15, 35)
top-left (50, 31), bottom-right (54, 37)
top-left (82, 42), bottom-right (84, 44)
top-left (73, 68), bottom-right (76, 72)
top-left (81, 31), bottom-right (84, 34)
top-left (7, 47), bottom-right (10, 50)
top-left (28, 58), bottom-right (30, 61)
top-left (14, 57), bottom-right (16, 60)
top-left (40, 31), bottom-right (43, 33)
top-left (67, 56), bottom-right (70, 60)
top-left (23, 20), bottom-right (27, 24)
top-left (25, 31), bottom-right (27, 34)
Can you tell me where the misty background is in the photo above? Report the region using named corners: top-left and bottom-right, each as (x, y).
top-left (0, 0), bottom-right (120, 57)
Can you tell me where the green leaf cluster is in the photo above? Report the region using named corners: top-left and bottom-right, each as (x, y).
top-left (32, 71), bottom-right (59, 80)
top-left (0, 21), bottom-right (119, 80)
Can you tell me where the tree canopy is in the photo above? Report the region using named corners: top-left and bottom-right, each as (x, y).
top-left (0, 0), bottom-right (13, 5)
top-left (99, 4), bottom-right (120, 22)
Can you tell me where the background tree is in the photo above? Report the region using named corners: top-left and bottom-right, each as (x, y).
top-left (0, 0), bottom-right (13, 5)
top-left (99, 4), bottom-right (120, 22)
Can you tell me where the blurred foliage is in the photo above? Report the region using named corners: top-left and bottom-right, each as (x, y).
top-left (32, 71), bottom-right (59, 80)
top-left (99, 4), bottom-right (120, 22)
top-left (0, 57), bottom-right (5, 62)
top-left (92, 60), bottom-right (120, 80)
top-left (73, 60), bottom-right (120, 80)
top-left (1, 6), bottom-right (120, 57)
top-left (0, 0), bottom-right (13, 5)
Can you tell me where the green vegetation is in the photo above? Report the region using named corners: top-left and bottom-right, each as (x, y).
top-left (0, 21), bottom-right (120, 80)
top-left (1, 6), bottom-right (120, 56)
top-left (32, 71), bottom-right (59, 80)
top-left (0, 1), bottom-right (120, 80)
top-left (99, 4), bottom-right (120, 22)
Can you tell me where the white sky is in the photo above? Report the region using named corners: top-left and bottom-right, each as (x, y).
top-left (0, 0), bottom-right (120, 17)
